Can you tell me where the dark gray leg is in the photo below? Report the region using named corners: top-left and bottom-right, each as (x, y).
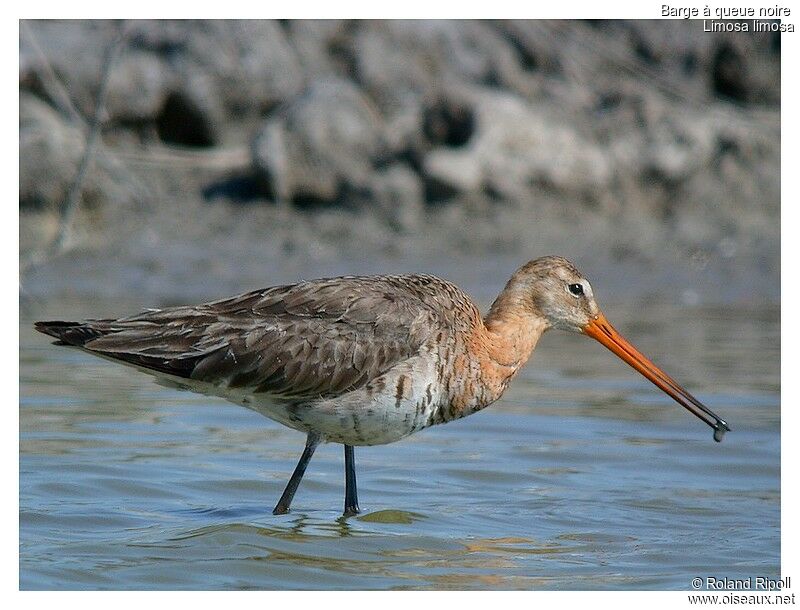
top-left (343, 444), bottom-right (360, 516)
top-left (273, 432), bottom-right (320, 515)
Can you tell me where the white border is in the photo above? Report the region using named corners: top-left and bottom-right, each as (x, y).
top-left (9, 1), bottom-right (793, 606)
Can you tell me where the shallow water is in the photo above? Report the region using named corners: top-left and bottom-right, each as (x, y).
top-left (19, 280), bottom-right (779, 590)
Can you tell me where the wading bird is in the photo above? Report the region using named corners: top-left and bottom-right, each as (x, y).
top-left (36, 256), bottom-right (729, 516)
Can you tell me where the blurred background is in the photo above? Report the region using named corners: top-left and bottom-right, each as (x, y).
top-left (19, 20), bottom-right (780, 590)
top-left (19, 19), bottom-right (779, 304)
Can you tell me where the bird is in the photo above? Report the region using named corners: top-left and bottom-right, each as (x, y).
top-left (35, 256), bottom-right (729, 516)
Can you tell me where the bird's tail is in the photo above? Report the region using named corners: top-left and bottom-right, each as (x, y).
top-left (34, 321), bottom-right (106, 346)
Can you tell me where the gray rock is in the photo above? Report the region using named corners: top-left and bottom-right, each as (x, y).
top-left (252, 78), bottom-right (385, 204)
top-left (20, 21), bottom-right (111, 121)
top-left (128, 20), bottom-right (305, 119)
top-left (284, 20), bottom-right (353, 79)
top-left (423, 148), bottom-right (482, 196)
top-left (199, 20), bottom-right (304, 116)
top-left (370, 164), bottom-right (424, 231)
top-left (19, 92), bottom-right (146, 215)
top-left (106, 51), bottom-right (169, 123)
top-left (19, 93), bottom-right (85, 211)
top-left (421, 87), bottom-right (612, 202)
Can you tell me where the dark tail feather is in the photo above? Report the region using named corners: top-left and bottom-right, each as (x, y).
top-left (35, 320), bottom-right (204, 378)
top-left (34, 321), bottom-right (107, 346)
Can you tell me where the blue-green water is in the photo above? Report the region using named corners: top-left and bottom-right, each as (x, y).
top-left (19, 288), bottom-right (779, 590)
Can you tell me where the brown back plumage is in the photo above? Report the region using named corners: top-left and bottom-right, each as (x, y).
top-left (35, 274), bottom-right (476, 399)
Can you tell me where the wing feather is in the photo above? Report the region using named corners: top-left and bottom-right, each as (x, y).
top-left (48, 275), bottom-right (464, 399)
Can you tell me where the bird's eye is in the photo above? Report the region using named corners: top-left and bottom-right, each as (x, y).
top-left (568, 283), bottom-right (584, 296)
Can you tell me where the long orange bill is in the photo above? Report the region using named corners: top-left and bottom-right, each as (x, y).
top-left (583, 313), bottom-right (730, 442)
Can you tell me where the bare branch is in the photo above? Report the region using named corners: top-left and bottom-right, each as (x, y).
top-left (52, 21), bottom-right (129, 253)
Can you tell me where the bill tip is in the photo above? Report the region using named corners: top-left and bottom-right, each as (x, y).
top-left (713, 421), bottom-right (730, 442)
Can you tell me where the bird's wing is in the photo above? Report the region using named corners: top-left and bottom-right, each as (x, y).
top-left (57, 276), bottom-right (447, 398)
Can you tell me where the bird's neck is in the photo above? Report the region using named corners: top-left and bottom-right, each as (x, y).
top-left (480, 296), bottom-right (548, 383)
top-left (434, 294), bottom-right (547, 421)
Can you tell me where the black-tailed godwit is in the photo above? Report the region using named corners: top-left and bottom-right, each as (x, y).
top-left (35, 256), bottom-right (729, 516)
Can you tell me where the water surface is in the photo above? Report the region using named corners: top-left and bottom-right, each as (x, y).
top-left (19, 282), bottom-right (779, 590)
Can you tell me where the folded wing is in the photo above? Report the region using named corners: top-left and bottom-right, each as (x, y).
top-left (36, 276), bottom-right (444, 399)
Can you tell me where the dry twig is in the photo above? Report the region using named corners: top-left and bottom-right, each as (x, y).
top-left (20, 20), bottom-right (129, 278)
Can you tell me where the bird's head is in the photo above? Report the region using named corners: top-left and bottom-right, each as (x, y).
top-left (494, 256), bottom-right (730, 442)
top-left (507, 256), bottom-right (601, 332)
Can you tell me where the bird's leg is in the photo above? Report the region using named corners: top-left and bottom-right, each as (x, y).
top-left (343, 444), bottom-right (360, 516)
top-left (273, 432), bottom-right (321, 515)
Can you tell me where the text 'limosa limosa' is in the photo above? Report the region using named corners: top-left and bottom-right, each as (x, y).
top-left (35, 256), bottom-right (729, 516)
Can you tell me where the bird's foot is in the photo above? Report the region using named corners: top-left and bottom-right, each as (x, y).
top-left (343, 504), bottom-right (360, 517)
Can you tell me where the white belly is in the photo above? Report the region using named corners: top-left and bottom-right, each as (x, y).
top-left (244, 356), bottom-right (444, 446)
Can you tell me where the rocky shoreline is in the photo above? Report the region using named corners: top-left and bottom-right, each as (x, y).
top-left (19, 20), bottom-right (780, 300)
